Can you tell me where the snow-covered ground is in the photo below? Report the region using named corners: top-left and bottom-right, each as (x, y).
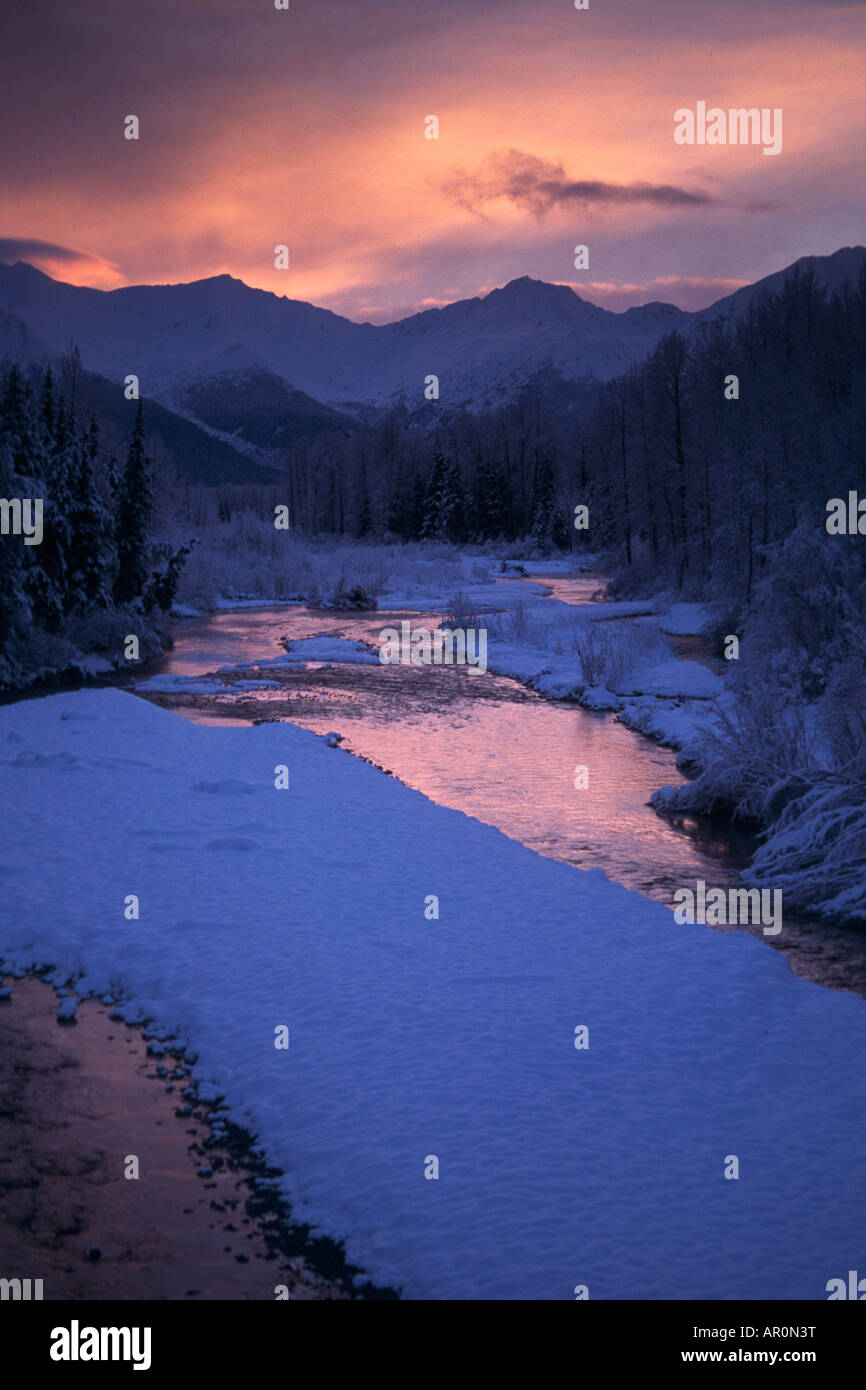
top-left (175, 564), bottom-right (727, 761)
top-left (221, 637), bottom-right (382, 670)
top-left (174, 533), bottom-right (500, 616)
top-left (476, 585), bottom-right (723, 752)
top-left (135, 674), bottom-right (280, 694)
top-left (2, 687), bottom-right (865, 1300)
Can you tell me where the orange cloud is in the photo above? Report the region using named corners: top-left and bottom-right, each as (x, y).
top-left (1, 0), bottom-right (863, 319)
top-left (0, 238), bottom-right (123, 289)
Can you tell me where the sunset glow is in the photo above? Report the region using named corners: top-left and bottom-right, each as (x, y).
top-left (2, 0), bottom-right (864, 318)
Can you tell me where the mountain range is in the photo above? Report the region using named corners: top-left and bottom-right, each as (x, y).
top-left (1, 246), bottom-right (863, 483)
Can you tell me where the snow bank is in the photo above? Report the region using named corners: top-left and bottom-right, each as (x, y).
top-left (1, 688), bottom-right (865, 1300)
top-left (613, 657), bottom-right (722, 699)
top-left (279, 637), bottom-right (380, 665)
top-left (616, 695), bottom-right (719, 750)
top-left (215, 637), bottom-right (381, 671)
top-left (134, 675), bottom-right (240, 694)
top-left (484, 607), bottom-right (721, 710)
top-left (379, 578), bottom-right (551, 613)
top-left (657, 603), bottom-right (711, 636)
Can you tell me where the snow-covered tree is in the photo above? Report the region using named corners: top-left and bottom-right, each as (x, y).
top-left (68, 416), bottom-right (112, 609)
top-left (113, 401), bottom-right (153, 606)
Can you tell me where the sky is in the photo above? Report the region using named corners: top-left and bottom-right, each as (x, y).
top-left (1, 0), bottom-right (864, 323)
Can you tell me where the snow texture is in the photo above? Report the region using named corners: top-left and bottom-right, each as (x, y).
top-left (1, 688), bottom-right (865, 1300)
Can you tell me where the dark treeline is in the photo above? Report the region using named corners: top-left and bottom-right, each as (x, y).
top-left (281, 264), bottom-right (866, 607)
top-left (278, 264), bottom-right (866, 915)
top-left (282, 392), bottom-right (576, 550)
top-left (590, 263), bottom-right (866, 607)
top-left (0, 352), bottom-right (190, 687)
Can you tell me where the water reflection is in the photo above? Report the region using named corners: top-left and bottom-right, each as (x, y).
top-left (140, 599), bottom-right (866, 997)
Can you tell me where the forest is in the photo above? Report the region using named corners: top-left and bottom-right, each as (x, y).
top-left (240, 264), bottom-right (866, 921)
top-left (278, 263), bottom-right (865, 606)
top-left (2, 267), bottom-right (865, 923)
top-left (0, 351), bottom-right (190, 688)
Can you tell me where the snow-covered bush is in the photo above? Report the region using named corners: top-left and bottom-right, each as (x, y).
top-left (748, 778), bottom-right (866, 924)
top-left (654, 672), bottom-right (820, 823)
top-left (652, 528), bottom-right (866, 922)
top-left (314, 578), bottom-right (378, 610)
top-left (485, 601), bottom-right (532, 644)
top-left (442, 591), bottom-right (484, 630)
top-left (168, 518), bottom-right (494, 610)
top-left (569, 618), bottom-right (668, 689)
top-left (570, 623), bottom-right (628, 687)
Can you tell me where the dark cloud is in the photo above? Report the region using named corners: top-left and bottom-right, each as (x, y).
top-left (443, 151), bottom-right (715, 217)
top-left (0, 237), bottom-right (114, 270)
top-left (0, 1), bottom-right (858, 318)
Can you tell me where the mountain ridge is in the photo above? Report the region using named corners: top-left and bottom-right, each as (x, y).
top-left (1, 245), bottom-right (863, 428)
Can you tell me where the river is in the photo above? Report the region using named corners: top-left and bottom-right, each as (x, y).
top-left (139, 572), bottom-right (866, 998)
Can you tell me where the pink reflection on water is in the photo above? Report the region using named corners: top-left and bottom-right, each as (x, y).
top-left (142, 597), bottom-right (866, 996)
top-left (151, 603), bottom-right (735, 897)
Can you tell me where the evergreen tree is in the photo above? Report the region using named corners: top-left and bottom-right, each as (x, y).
top-left (31, 398), bottom-right (76, 629)
top-left (550, 507), bottom-right (571, 551)
top-left (0, 408), bottom-right (30, 656)
top-left (420, 451), bottom-right (447, 539)
top-left (529, 454), bottom-right (558, 550)
top-left (113, 402), bottom-right (153, 606)
top-left (68, 416), bottom-right (112, 609)
top-left (406, 472), bottom-right (428, 540)
top-left (437, 456), bottom-right (465, 541)
top-left (142, 540), bottom-right (196, 613)
top-left (2, 365), bottom-right (35, 478)
top-left (355, 453), bottom-right (372, 538)
top-left (39, 366), bottom-right (55, 438)
top-left (422, 450), bottom-right (464, 540)
top-left (471, 456), bottom-right (509, 541)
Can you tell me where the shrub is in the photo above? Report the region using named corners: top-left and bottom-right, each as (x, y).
top-left (442, 591), bottom-right (484, 629)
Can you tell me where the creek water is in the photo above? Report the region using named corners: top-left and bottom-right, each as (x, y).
top-left (140, 573), bottom-right (866, 998)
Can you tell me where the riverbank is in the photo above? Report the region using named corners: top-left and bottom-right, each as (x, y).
top-left (476, 571), bottom-right (866, 933)
top-left (2, 685), bottom-right (866, 1299)
top-left (0, 975), bottom-right (362, 1299)
top-left (11, 546), bottom-right (862, 938)
top-left (131, 573), bottom-right (866, 980)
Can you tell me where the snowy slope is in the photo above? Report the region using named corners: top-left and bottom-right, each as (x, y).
top-left (2, 248), bottom-right (861, 413)
top-left (0, 262), bottom-right (673, 408)
top-left (692, 246), bottom-right (866, 327)
top-left (0, 306), bottom-right (56, 367)
top-left (1, 688), bottom-right (865, 1300)
top-left (0, 263), bottom-right (383, 407)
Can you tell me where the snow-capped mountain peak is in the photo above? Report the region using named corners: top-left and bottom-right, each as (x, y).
top-left (0, 247), bottom-right (863, 415)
